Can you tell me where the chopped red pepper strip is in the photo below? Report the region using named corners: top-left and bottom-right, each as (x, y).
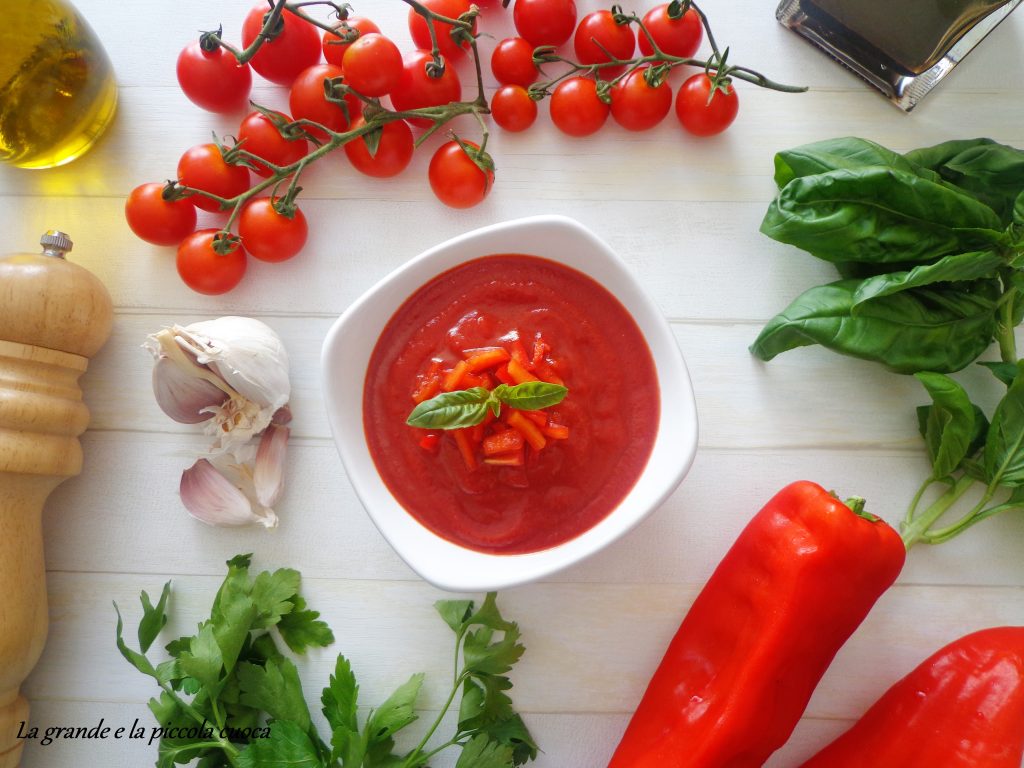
top-left (532, 360), bottom-right (565, 386)
top-left (418, 433), bottom-right (441, 453)
top-left (532, 335), bottom-right (549, 367)
top-left (453, 428), bottom-right (477, 470)
top-left (507, 358), bottom-right (539, 385)
top-left (483, 429), bottom-right (525, 456)
top-left (542, 423), bottom-right (569, 440)
top-left (494, 363), bottom-right (514, 385)
top-left (506, 410), bottom-right (547, 451)
top-left (522, 410), bottom-right (548, 427)
top-left (509, 339), bottom-right (531, 369)
top-left (484, 448), bottom-right (525, 466)
top-left (442, 360), bottom-right (470, 392)
top-left (465, 347), bottom-right (511, 372)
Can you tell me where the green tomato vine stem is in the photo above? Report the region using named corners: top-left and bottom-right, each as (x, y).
top-left (530, 1), bottom-right (807, 100)
top-left (173, 0), bottom-right (489, 253)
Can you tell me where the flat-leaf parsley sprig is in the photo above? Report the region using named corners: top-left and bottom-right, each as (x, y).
top-left (114, 554), bottom-right (538, 767)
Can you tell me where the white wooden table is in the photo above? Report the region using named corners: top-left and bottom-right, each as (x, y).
top-left (5, 1), bottom-right (1024, 765)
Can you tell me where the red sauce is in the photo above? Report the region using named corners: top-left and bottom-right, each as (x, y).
top-left (363, 254), bottom-right (659, 554)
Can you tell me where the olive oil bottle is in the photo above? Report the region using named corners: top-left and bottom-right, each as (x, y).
top-left (0, 0), bottom-right (117, 169)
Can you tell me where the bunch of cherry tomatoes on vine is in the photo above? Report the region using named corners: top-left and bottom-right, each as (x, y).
top-left (124, 0), bottom-right (802, 294)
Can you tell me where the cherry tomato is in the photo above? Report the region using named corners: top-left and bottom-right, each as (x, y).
top-left (409, 0), bottom-right (473, 60)
top-left (289, 63), bottom-right (362, 142)
top-left (241, 3), bottom-right (321, 86)
top-left (675, 73), bottom-right (739, 136)
top-left (549, 77), bottom-right (608, 137)
top-left (491, 37), bottom-right (538, 87)
top-left (491, 85), bottom-right (537, 132)
top-left (610, 67), bottom-right (672, 131)
top-left (322, 16), bottom-right (379, 67)
top-left (238, 198), bottom-right (308, 262)
top-left (177, 144), bottom-right (251, 213)
top-left (176, 41), bottom-right (252, 113)
top-left (176, 230), bottom-right (247, 295)
top-left (238, 110), bottom-right (309, 177)
top-left (428, 141), bottom-right (493, 209)
top-left (125, 183), bottom-right (197, 246)
top-left (514, 0), bottom-right (577, 47)
top-left (390, 51), bottom-right (462, 129)
top-left (638, 4), bottom-right (703, 58)
top-left (344, 117), bottom-right (414, 177)
top-left (574, 10), bottom-right (635, 79)
top-left (341, 33), bottom-right (402, 97)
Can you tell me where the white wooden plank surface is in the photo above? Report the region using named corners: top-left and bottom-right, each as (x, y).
top-left (2, 0), bottom-right (1023, 766)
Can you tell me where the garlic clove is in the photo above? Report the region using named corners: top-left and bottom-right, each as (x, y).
top-left (152, 356), bottom-right (228, 423)
top-left (180, 458), bottom-right (278, 528)
top-left (254, 424), bottom-right (290, 508)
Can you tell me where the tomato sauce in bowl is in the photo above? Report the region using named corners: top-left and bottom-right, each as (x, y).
top-left (363, 253), bottom-right (659, 554)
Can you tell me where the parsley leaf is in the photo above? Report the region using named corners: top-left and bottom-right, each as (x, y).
top-left (278, 595), bottom-right (335, 653)
top-left (455, 734), bottom-right (515, 768)
top-left (237, 657), bottom-right (312, 732)
top-left (236, 721), bottom-right (322, 768)
top-left (137, 582), bottom-right (171, 653)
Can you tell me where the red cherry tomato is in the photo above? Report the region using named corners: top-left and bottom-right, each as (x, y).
top-left (409, 0), bottom-right (473, 60)
top-left (638, 4), bottom-right (703, 58)
top-left (322, 16), bottom-right (379, 67)
top-left (341, 33), bottom-right (402, 97)
top-left (675, 73), bottom-right (739, 136)
top-left (176, 41), bottom-right (252, 113)
top-left (574, 10), bottom-right (635, 79)
top-left (344, 117), bottom-right (415, 177)
top-left (241, 3), bottom-right (321, 86)
top-left (610, 67), bottom-right (672, 131)
top-left (491, 85), bottom-right (537, 132)
top-left (176, 229), bottom-right (247, 295)
top-left (238, 110), bottom-right (309, 177)
top-left (289, 63), bottom-right (362, 142)
top-left (491, 37), bottom-right (538, 88)
top-left (177, 144), bottom-right (251, 213)
top-left (124, 183), bottom-right (197, 246)
top-left (390, 51), bottom-right (462, 129)
top-left (238, 198), bottom-right (308, 262)
top-left (428, 141), bottom-right (493, 209)
top-left (514, 0), bottom-right (577, 47)
top-left (549, 77), bottom-right (609, 137)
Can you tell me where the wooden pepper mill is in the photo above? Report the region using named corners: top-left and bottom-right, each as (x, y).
top-left (0, 232), bottom-right (112, 767)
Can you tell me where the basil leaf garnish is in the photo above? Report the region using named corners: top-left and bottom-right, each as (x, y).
top-left (405, 381), bottom-right (569, 430)
top-left (406, 387), bottom-right (492, 429)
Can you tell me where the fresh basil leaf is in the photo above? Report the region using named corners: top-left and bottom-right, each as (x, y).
top-left (496, 381), bottom-right (568, 411)
top-left (366, 673), bottom-right (424, 742)
top-left (236, 720), bottom-right (323, 768)
top-left (906, 139), bottom-right (1024, 226)
top-left (455, 735), bottom-right (515, 768)
top-left (138, 582), bottom-right (171, 654)
top-left (762, 167), bottom-right (1004, 265)
top-left (750, 280), bottom-right (1000, 373)
top-left (984, 363), bottom-right (1024, 486)
top-left (407, 386), bottom-right (492, 429)
top-left (851, 251), bottom-right (1005, 306)
top-left (238, 657), bottom-right (312, 732)
top-left (773, 137), bottom-right (940, 188)
top-left (980, 360), bottom-right (1020, 387)
top-left (278, 595), bottom-right (335, 654)
top-left (915, 372), bottom-right (978, 479)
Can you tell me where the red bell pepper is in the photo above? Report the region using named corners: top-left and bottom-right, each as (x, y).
top-left (798, 626), bottom-right (1024, 768)
top-left (608, 481), bottom-right (906, 768)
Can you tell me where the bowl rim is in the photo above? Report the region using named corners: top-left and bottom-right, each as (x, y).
top-left (321, 214), bottom-right (698, 591)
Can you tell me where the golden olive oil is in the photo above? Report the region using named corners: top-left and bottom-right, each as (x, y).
top-left (0, 0), bottom-right (117, 169)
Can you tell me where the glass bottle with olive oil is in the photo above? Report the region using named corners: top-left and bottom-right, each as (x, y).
top-left (0, 0), bottom-right (117, 169)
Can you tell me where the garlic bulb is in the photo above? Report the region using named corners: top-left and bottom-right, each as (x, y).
top-left (145, 316), bottom-right (290, 452)
top-left (145, 316), bottom-right (292, 528)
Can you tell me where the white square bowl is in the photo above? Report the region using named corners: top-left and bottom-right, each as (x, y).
top-left (321, 215), bottom-right (698, 591)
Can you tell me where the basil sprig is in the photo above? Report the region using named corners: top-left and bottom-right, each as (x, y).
top-left (406, 382), bottom-right (568, 430)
